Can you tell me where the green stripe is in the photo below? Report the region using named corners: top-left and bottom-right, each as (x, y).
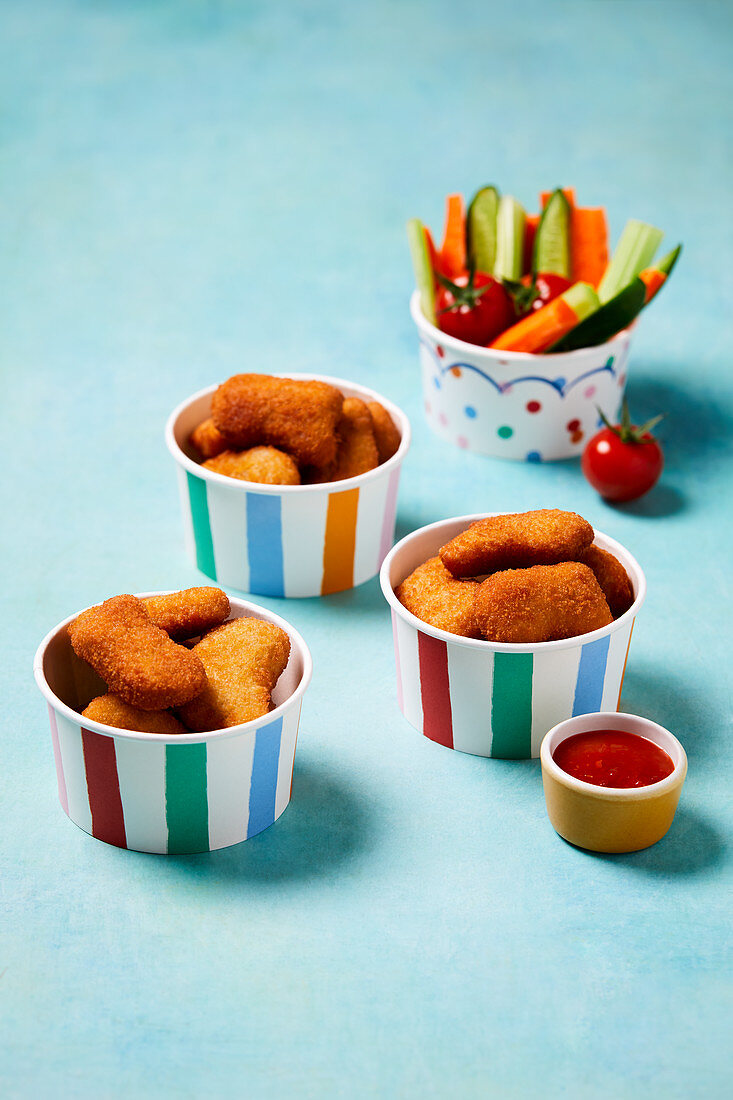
top-left (490, 652), bottom-right (534, 759)
top-left (165, 743), bottom-right (209, 853)
top-left (186, 472), bottom-right (217, 580)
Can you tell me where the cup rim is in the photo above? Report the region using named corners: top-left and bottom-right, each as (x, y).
top-left (409, 288), bottom-right (633, 362)
top-left (539, 711), bottom-right (688, 800)
top-left (165, 372), bottom-right (411, 494)
top-left (33, 592), bottom-right (313, 745)
top-left (380, 512), bottom-right (646, 653)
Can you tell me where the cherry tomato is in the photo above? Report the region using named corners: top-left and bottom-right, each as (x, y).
top-left (436, 270), bottom-right (515, 346)
top-left (582, 403), bottom-right (664, 502)
top-left (520, 272), bottom-right (573, 311)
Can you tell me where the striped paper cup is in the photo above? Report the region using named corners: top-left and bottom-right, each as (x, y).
top-left (33, 595), bottom-right (312, 853)
top-left (166, 375), bottom-right (411, 597)
top-left (380, 515), bottom-right (645, 759)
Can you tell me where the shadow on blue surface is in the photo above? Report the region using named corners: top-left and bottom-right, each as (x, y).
top-left (628, 370), bottom-right (733, 466)
top-left (609, 483), bottom-right (687, 519)
top-left (583, 806), bottom-right (726, 877)
top-left (621, 662), bottom-right (712, 762)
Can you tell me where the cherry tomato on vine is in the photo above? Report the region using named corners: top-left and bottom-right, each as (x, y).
top-left (582, 402), bottom-right (665, 503)
top-left (436, 269), bottom-right (515, 346)
top-left (521, 272), bottom-right (573, 311)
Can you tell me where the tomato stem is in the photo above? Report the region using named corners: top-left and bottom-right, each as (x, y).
top-left (597, 399), bottom-right (665, 444)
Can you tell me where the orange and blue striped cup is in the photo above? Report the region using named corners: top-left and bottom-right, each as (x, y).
top-left (33, 595), bottom-right (312, 853)
top-left (166, 375), bottom-right (411, 598)
top-left (380, 515), bottom-right (646, 760)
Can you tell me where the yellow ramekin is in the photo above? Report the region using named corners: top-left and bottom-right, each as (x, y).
top-left (540, 712), bottom-right (687, 853)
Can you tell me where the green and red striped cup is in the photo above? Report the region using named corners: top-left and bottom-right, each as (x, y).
top-left (33, 595), bottom-right (312, 853)
top-left (380, 515), bottom-right (645, 759)
top-left (166, 375), bottom-right (411, 598)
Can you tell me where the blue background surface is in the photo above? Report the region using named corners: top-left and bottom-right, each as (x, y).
top-left (2, 1), bottom-right (731, 1096)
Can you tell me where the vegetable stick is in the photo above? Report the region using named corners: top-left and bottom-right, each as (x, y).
top-left (489, 283), bottom-right (598, 353)
top-left (439, 193), bottom-right (466, 278)
top-left (639, 268), bottom-right (666, 303)
top-left (424, 225), bottom-right (442, 277)
top-left (570, 207), bottom-right (609, 286)
top-left (540, 188), bottom-right (576, 208)
top-left (523, 213), bottom-right (540, 275)
top-left (407, 218), bottom-right (437, 325)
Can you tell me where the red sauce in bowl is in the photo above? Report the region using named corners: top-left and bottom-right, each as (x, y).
top-left (553, 729), bottom-right (675, 788)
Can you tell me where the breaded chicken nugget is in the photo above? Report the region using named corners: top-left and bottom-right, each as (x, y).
top-left (367, 401), bottom-right (401, 463)
top-left (333, 397), bottom-right (379, 480)
top-left (211, 374), bottom-right (343, 470)
top-left (190, 418), bottom-right (227, 459)
top-left (440, 509), bottom-right (594, 578)
top-left (69, 595), bottom-right (206, 710)
top-left (203, 446), bottom-right (300, 485)
top-left (472, 562), bottom-right (613, 643)
top-left (142, 587), bottom-right (230, 641)
top-left (177, 617), bottom-right (291, 731)
top-left (582, 544), bottom-right (634, 618)
top-left (395, 556), bottom-right (479, 638)
top-left (82, 694), bottom-right (187, 735)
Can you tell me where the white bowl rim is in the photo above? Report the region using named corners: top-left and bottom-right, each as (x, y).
top-left (409, 288), bottom-right (634, 362)
top-left (539, 711), bottom-right (688, 800)
top-left (165, 372), bottom-right (411, 494)
top-left (33, 592), bottom-right (313, 745)
top-left (380, 512), bottom-right (646, 653)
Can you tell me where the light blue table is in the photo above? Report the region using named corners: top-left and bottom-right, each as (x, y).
top-left (2, 2), bottom-right (731, 1096)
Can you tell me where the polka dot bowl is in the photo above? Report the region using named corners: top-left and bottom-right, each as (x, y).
top-left (411, 290), bottom-right (633, 462)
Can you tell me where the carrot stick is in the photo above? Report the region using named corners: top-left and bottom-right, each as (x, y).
top-left (540, 188), bottom-right (576, 209)
top-left (490, 283), bottom-right (598, 353)
top-left (571, 207), bottom-right (609, 286)
top-left (523, 213), bottom-right (540, 275)
top-left (639, 267), bottom-right (666, 303)
top-left (424, 225), bottom-right (442, 278)
top-left (439, 194), bottom-right (466, 278)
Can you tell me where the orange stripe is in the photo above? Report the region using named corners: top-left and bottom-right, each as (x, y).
top-left (321, 487), bottom-right (359, 594)
top-left (616, 620), bottom-right (635, 710)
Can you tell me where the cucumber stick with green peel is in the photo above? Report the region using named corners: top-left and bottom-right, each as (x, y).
top-left (656, 243), bottom-right (682, 276)
top-left (533, 189), bottom-right (571, 277)
top-left (548, 278), bottom-right (646, 353)
top-left (467, 186), bottom-right (500, 274)
top-left (598, 219), bottom-right (663, 302)
top-left (407, 218), bottom-right (436, 325)
top-left (493, 196), bottom-right (526, 281)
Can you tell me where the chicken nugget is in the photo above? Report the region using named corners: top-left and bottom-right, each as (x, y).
top-left (82, 694), bottom-right (187, 735)
top-left (177, 617), bottom-right (291, 731)
top-left (211, 374), bottom-right (343, 470)
top-left (395, 556), bottom-right (479, 638)
top-left (582, 544), bottom-right (634, 618)
top-left (190, 418), bottom-right (227, 459)
top-left (142, 587), bottom-right (230, 641)
top-left (472, 562), bottom-right (613, 643)
top-left (367, 401), bottom-right (401, 463)
top-left (440, 509), bottom-right (594, 578)
top-left (332, 397), bottom-right (379, 480)
top-left (68, 595), bottom-right (206, 710)
top-left (203, 446), bottom-right (300, 485)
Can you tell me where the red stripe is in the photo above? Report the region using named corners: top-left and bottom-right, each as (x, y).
top-left (81, 729), bottom-right (127, 849)
top-left (417, 632), bottom-right (454, 749)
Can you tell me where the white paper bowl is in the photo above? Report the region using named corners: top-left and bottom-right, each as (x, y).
top-left (33, 594), bottom-right (312, 853)
top-left (410, 290), bottom-right (633, 461)
top-left (380, 514), bottom-right (645, 759)
top-left (166, 374), bottom-right (411, 597)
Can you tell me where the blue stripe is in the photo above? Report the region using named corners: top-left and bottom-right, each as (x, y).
top-left (572, 635), bottom-right (610, 716)
top-left (247, 717), bottom-right (283, 838)
top-left (246, 493), bottom-right (284, 596)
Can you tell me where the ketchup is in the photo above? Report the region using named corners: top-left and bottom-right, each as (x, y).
top-left (553, 730), bottom-right (674, 789)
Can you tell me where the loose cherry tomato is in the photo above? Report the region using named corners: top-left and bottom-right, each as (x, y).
top-left (519, 272), bottom-right (573, 312)
top-left (582, 402), bottom-right (665, 502)
top-left (436, 270), bottom-right (515, 346)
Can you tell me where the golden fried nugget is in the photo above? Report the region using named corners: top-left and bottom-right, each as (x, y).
top-left (472, 562), bottom-right (613, 643)
top-left (395, 556), bottom-right (480, 638)
top-left (190, 418), bottom-right (227, 459)
top-left (367, 401), bottom-right (401, 463)
top-left (332, 397), bottom-right (379, 480)
top-left (211, 374), bottom-right (343, 470)
top-left (82, 694), bottom-right (187, 735)
top-left (68, 595), bottom-right (206, 711)
top-left (203, 446), bottom-right (301, 485)
top-left (177, 617), bottom-right (291, 731)
top-left (582, 544), bottom-right (634, 619)
top-left (142, 587), bottom-right (230, 641)
top-left (440, 509), bottom-right (594, 578)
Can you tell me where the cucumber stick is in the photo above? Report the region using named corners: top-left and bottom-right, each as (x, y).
top-left (656, 243), bottom-right (681, 276)
top-left (563, 282), bottom-right (599, 324)
top-left (598, 219), bottom-right (663, 303)
top-left (467, 186), bottom-right (500, 273)
top-left (549, 278), bottom-right (645, 353)
top-left (493, 196), bottom-right (526, 281)
top-left (407, 218), bottom-right (436, 325)
top-left (533, 189), bottom-right (571, 277)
